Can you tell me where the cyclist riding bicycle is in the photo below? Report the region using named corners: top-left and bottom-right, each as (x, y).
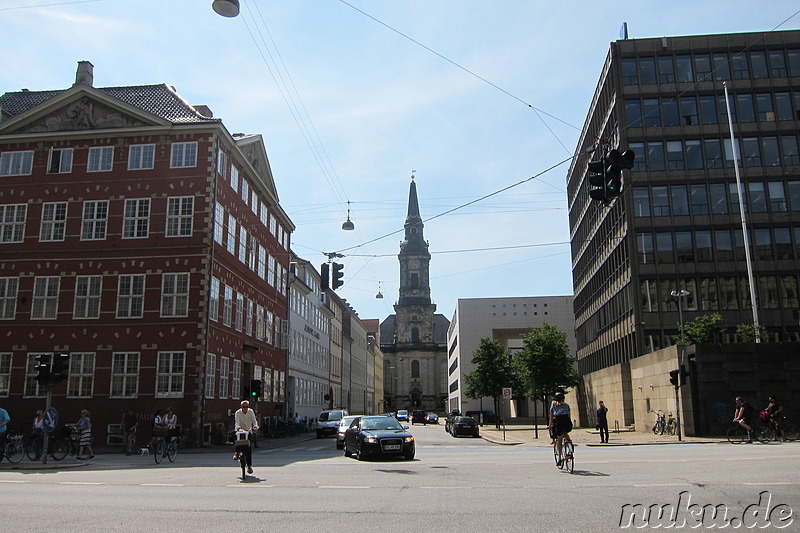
top-left (733, 396), bottom-right (755, 443)
top-left (549, 392), bottom-right (572, 467)
top-left (764, 396), bottom-right (786, 442)
top-left (233, 400), bottom-right (259, 474)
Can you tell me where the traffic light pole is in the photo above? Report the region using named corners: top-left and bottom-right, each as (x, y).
top-left (674, 384), bottom-right (682, 442)
top-left (41, 384), bottom-right (52, 464)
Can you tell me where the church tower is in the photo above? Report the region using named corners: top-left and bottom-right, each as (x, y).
top-left (395, 175), bottom-right (437, 344)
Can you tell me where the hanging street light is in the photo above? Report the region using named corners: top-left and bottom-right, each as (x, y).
top-left (342, 201), bottom-right (355, 231)
top-left (212, 0), bottom-right (240, 18)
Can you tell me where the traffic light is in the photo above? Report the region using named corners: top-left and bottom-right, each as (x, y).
top-left (679, 364), bottom-right (690, 386)
top-left (250, 379), bottom-right (262, 399)
top-left (331, 262), bottom-right (344, 290)
top-left (320, 263), bottom-right (330, 292)
top-left (669, 368), bottom-right (680, 388)
top-left (588, 157), bottom-right (607, 203)
top-left (34, 354), bottom-right (52, 385)
top-left (51, 353), bottom-right (70, 384)
top-left (604, 148), bottom-right (635, 200)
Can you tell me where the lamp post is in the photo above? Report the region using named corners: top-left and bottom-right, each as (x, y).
top-left (670, 289), bottom-right (690, 442)
top-left (671, 289), bottom-right (690, 344)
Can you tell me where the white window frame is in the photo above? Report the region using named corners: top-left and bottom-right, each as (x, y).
top-left (24, 354), bottom-right (47, 398)
top-left (226, 214), bottom-right (236, 255)
top-left (31, 276), bottom-right (59, 319)
top-left (223, 285), bottom-right (233, 326)
top-left (205, 353), bottom-right (216, 399)
top-left (230, 165), bottom-right (238, 192)
top-left (161, 273), bottom-right (190, 317)
top-left (171, 142), bottom-right (197, 168)
top-left (117, 274), bottom-right (145, 318)
top-left (263, 367), bottom-right (272, 402)
top-left (217, 149), bottom-right (227, 179)
top-left (166, 196), bottom-right (193, 237)
top-left (0, 204), bottom-right (27, 243)
top-left (232, 359), bottom-right (241, 399)
top-left (235, 292), bottom-right (244, 331)
top-left (219, 356), bottom-right (229, 399)
top-left (209, 276), bottom-right (220, 322)
top-left (245, 298), bottom-right (253, 336)
top-left (67, 352), bottom-right (95, 398)
top-left (241, 178), bottom-right (249, 205)
top-left (0, 352), bottom-right (11, 397)
top-left (87, 146), bottom-right (114, 172)
top-left (48, 148), bottom-right (73, 174)
top-left (0, 277), bottom-right (19, 320)
top-left (123, 198), bottom-right (150, 239)
top-left (238, 226), bottom-right (247, 263)
top-left (156, 351), bottom-right (185, 398)
top-left (81, 200), bottom-right (108, 240)
top-left (40, 202), bottom-right (68, 242)
top-left (214, 203), bottom-right (224, 244)
top-left (110, 352), bottom-right (140, 398)
top-left (0, 151), bottom-right (33, 176)
top-left (128, 144), bottom-right (155, 170)
top-left (74, 275), bottom-right (102, 319)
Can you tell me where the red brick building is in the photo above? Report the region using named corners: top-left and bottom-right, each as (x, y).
top-left (0, 62), bottom-right (292, 447)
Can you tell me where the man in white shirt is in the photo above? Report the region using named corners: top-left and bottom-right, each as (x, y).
top-left (234, 400), bottom-right (259, 474)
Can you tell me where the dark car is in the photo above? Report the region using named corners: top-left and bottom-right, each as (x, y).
top-left (444, 409), bottom-right (461, 433)
top-left (465, 410), bottom-right (497, 425)
top-left (343, 416), bottom-right (415, 461)
top-left (410, 410), bottom-right (427, 425)
top-left (450, 416), bottom-right (480, 438)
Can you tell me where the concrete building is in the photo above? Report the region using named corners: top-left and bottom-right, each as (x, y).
top-left (446, 296), bottom-right (576, 420)
top-left (287, 257), bottom-right (332, 422)
top-left (566, 30), bottom-right (800, 428)
top-left (381, 177), bottom-right (449, 413)
top-left (0, 62), bottom-right (293, 446)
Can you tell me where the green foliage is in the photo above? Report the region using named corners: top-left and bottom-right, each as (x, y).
top-left (464, 338), bottom-right (516, 402)
top-left (682, 313), bottom-right (724, 344)
top-left (513, 324), bottom-right (579, 402)
top-left (735, 322), bottom-right (768, 343)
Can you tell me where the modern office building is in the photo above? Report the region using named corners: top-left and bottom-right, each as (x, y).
top-left (446, 296), bottom-right (576, 419)
top-left (567, 30), bottom-right (800, 424)
top-left (0, 62), bottom-right (293, 446)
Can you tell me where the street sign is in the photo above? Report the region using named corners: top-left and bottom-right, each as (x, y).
top-left (43, 407), bottom-right (58, 432)
top-left (502, 388), bottom-right (513, 400)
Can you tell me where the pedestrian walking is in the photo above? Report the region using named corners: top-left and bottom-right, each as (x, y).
top-left (0, 403), bottom-right (10, 450)
top-left (32, 410), bottom-right (45, 460)
top-left (597, 400), bottom-right (609, 443)
top-left (77, 409), bottom-right (94, 459)
top-left (122, 408), bottom-right (138, 455)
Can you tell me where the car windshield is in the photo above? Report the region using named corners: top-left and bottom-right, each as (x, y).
top-left (339, 416), bottom-right (357, 427)
top-left (320, 412), bottom-right (342, 422)
top-left (362, 418), bottom-right (403, 431)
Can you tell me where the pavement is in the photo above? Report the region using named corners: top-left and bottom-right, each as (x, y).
top-left (478, 425), bottom-right (728, 447)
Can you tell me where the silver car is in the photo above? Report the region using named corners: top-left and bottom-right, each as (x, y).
top-left (316, 409), bottom-right (348, 438)
top-left (336, 415), bottom-right (360, 449)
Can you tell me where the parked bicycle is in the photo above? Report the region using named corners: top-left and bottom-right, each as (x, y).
top-left (1, 430), bottom-right (25, 463)
top-left (652, 411), bottom-right (676, 435)
top-left (553, 434), bottom-right (574, 474)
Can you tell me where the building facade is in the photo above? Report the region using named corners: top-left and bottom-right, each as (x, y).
top-left (567, 31), bottom-right (800, 425)
top-left (446, 296), bottom-right (577, 418)
top-left (0, 62), bottom-right (293, 446)
top-left (381, 177), bottom-right (449, 413)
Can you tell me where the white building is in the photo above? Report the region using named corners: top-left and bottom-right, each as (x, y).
top-left (447, 296), bottom-right (576, 420)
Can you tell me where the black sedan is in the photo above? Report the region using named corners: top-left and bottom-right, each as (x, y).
top-left (450, 416), bottom-right (480, 438)
top-left (343, 416), bottom-right (415, 461)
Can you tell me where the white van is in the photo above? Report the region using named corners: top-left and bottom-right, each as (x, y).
top-left (316, 409), bottom-right (348, 438)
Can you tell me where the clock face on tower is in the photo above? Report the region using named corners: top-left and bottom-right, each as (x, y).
top-left (410, 259), bottom-right (420, 268)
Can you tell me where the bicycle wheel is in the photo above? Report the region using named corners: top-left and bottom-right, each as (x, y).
top-left (782, 423), bottom-right (799, 442)
top-left (50, 438), bottom-right (69, 461)
top-left (154, 441), bottom-right (163, 464)
top-left (25, 436), bottom-right (40, 461)
top-left (563, 441), bottom-right (574, 474)
top-left (652, 421), bottom-right (660, 435)
top-left (667, 419), bottom-right (677, 436)
top-left (726, 425), bottom-right (747, 444)
top-left (167, 441), bottom-right (177, 462)
top-left (4, 441), bottom-right (23, 463)
top-left (240, 453), bottom-right (247, 480)
top-left (756, 427), bottom-right (774, 444)
top-left (553, 443), bottom-right (560, 466)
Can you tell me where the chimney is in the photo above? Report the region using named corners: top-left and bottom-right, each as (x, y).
top-left (74, 61), bottom-right (94, 87)
top-left (193, 105), bottom-right (213, 118)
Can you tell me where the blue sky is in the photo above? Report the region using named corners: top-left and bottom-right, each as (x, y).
top-left (2, 0), bottom-right (798, 324)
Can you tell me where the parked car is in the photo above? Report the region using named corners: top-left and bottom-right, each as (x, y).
top-left (450, 416), bottom-right (480, 438)
top-left (410, 410), bottom-right (427, 425)
top-left (426, 413), bottom-right (439, 424)
top-left (465, 410), bottom-right (497, 425)
top-left (343, 416), bottom-right (415, 461)
top-left (336, 415), bottom-right (360, 449)
top-left (396, 410), bottom-right (409, 421)
top-left (316, 409), bottom-right (348, 438)
top-left (444, 409), bottom-right (461, 433)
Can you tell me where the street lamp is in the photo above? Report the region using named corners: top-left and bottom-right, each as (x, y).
top-left (671, 289), bottom-right (690, 343)
top-left (212, 0), bottom-right (240, 17)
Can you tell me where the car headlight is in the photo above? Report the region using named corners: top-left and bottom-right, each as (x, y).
top-left (365, 436), bottom-right (378, 443)
top-left (404, 436), bottom-right (415, 443)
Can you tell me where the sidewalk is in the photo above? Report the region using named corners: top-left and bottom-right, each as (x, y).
top-left (479, 425), bottom-right (726, 447)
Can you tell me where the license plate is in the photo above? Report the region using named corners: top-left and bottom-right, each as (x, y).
top-left (384, 444), bottom-right (401, 451)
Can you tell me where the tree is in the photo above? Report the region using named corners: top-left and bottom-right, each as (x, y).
top-left (683, 313), bottom-right (724, 344)
top-left (464, 338), bottom-right (517, 424)
top-left (735, 322), bottom-right (768, 343)
top-left (514, 324), bottom-right (580, 418)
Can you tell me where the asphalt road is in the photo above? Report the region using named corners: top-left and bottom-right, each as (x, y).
top-left (2, 424), bottom-right (798, 532)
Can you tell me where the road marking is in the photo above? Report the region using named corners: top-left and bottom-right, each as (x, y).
top-left (225, 484), bottom-right (276, 488)
top-left (743, 482), bottom-right (798, 486)
top-left (60, 481), bottom-right (103, 485)
top-left (419, 486), bottom-right (473, 489)
top-left (0, 480), bottom-right (29, 483)
top-left (318, 485), bottom-right (370, 489)
top-left (141, 483), bottom-right (186, 487)
top-left (633, 483), bottom-right (690, 487)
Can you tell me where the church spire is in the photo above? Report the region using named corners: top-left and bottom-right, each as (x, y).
top-left (402, 172), bottom-right (425, 251)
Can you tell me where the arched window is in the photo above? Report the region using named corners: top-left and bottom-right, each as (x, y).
top-left (411, 359), bottom-right (420, 378)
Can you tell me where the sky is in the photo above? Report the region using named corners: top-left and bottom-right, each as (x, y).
top-left (2, 0), bottom-right (799, 324)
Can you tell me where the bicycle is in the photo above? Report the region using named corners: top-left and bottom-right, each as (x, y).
top-left (553, 434), bottom-right (574, 474)
top-left (234, 430), bottom-right (254, 480)
top-left (760, 415), bottom-right (799, 443)
top-left (1, 431), bottom-right (25, 463)
top-left (153, 435), bottom-right (178, 464)
top-left (47, 425), bottom-right (80, 461)
top-left (726, 421), bottom-right (772, 444)
top-left (652, 411), bottom-right (667, 435)
top-left (665, 414), bottom-right (677, 436)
